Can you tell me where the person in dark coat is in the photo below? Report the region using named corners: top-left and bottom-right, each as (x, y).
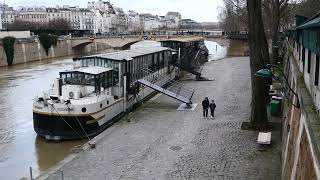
top-left (202, 97), bottom-right (210, 118)
top-left (209, 100), bottom-right (216, 118)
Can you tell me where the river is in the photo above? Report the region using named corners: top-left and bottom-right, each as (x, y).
top-left (0, 40), bottom-right (228, 179)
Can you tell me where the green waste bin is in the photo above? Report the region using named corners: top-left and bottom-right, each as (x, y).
top-left (270, 99), bottom-right (281, 116)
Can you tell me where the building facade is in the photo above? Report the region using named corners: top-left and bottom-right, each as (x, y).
top-left (16, 6), bottom-right (94, 32)
top-left (0, 4), bottom-right (16, 30)
top-left (2, 1), bottom-right (199, 34)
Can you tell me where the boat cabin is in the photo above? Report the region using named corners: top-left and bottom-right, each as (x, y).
top-left (59, 66), bottom-right (115, 99)
top-left (161, 37), bottom-right (205, 51)
top-left (73, 46), bottom-right (174, 97)
top-left (160, 37), bottom-right (208, 67)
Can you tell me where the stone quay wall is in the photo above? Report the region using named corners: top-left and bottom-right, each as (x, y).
top-left (282, 37), bottom-right (320, 180)
top-left (0, 37), bottom-right (112, 67)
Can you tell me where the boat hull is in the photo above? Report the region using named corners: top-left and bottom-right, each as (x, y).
top-left (33, 87), bottom-right (158, 140)
top-left (33, 112), bottom-right (119, 140)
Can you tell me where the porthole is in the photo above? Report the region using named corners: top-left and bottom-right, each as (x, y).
top-left (82, 107), bottom-right (87, 113)
top-left (107, 100), bottom-right (109, 105)
top-left (100, 104), bottom-right (102, 108)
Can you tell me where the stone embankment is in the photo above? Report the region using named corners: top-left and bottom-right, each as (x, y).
top-left (0, 37), bottom-right (111, 67)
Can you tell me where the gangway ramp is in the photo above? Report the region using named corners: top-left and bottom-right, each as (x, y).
top-left (137, 69), bottom-right (195, 104)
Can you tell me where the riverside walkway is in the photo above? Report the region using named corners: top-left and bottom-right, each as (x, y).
top-left (39, 57), bottom-right (281, 180)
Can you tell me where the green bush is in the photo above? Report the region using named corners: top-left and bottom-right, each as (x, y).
top-left (50, 34), bottom-right (58, 47)
top-left (39, 33), bottom-right (58, 55)
top-left (2, 36), bottom-right (16, 66)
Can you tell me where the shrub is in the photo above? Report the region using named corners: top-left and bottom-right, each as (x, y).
top-left (2, 36), bottom-right (16, 66)
top-left (39, 33), bottom-right (58, 56)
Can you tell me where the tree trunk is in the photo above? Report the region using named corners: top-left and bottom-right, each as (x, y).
top-left (272, 0), bottom-right (280, 64)
top-left (247, 0), bottom-right (269, 128)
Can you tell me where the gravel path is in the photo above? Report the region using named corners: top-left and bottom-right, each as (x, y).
top-left (42, 57), bottom-right (281, 180)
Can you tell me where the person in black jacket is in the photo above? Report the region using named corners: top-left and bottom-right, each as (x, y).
top-left (202, 97), bottom-right (210, 118)
top-left (209, 100), bottom-right (216, 119)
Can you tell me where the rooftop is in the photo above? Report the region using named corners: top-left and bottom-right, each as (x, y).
top-left (160, 37), bottom-right (204, 43)
top-left (296, 12), bottom-right (320, 29)
top-left (80, 46), bottom-right (172, 61)
top-left (62, 66), bottom-right (113, 75)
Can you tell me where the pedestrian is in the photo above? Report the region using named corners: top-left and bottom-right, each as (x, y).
top-left (209, 100), bottom-right (216, 119)
top-left (202, 97), bottom-right (209, 118)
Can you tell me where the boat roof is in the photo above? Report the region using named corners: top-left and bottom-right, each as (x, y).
top-left (159, 37), bottom-right (204, 43)
top-left (61, 66), bottom-right (113, 75)
top-left (78, 46), bottom-right (172, 61)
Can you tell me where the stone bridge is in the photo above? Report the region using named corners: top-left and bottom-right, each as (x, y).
top-left (70, 35), bottom-right (231, 52)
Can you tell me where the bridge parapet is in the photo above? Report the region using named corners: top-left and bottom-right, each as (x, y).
top-left (70, 35), bottom-right (231, 49)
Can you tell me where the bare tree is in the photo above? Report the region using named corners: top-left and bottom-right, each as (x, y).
top-left (262, 0), bottom-right (289, 63)
top-left (218, 0), bottom-right (248, 31)
top-left (8, 18), bottom-right (71, 31)
top-left (47, 18), bottom-right (71, 31)
top-left (8, 20), bottom-right (43, 31)
top-left (295, 0), bottom-right (320, 17)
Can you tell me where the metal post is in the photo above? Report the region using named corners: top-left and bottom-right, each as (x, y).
top-left (123, 75), bottom-right (127, 112)
top-left (179, 48), bottom-right (181, 60)
top-left (60, 170), bottom-right (64, 180)
top-left (29, 167), bottom-right (33, 180)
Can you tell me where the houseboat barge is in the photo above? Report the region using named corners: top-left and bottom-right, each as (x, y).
top-left (33, 46), bottom-right (195, 140)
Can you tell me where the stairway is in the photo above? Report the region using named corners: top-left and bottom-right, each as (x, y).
top-left (173, 63), bottom-right (201, 77)
top-left (174, 49), bottom-right (202, 78)
top-left (137, 69), bottom-right (195, 104)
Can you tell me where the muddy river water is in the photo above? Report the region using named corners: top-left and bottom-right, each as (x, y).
top-left (0, 41), bottom-right (230, 179)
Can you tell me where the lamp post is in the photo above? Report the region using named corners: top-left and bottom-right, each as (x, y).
top-left (255, 64), bottom-right (300, 108)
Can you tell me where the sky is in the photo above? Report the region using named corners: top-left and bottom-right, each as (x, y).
top-left (6, 0), bottom-right (224, 22)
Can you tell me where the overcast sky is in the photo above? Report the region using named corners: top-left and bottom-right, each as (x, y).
top-left (7, 0), bottom-right (224, 22)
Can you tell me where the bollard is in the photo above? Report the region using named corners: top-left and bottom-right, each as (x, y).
top-left (29, 167), bottom-right (33, 180)
top-left (61, 170), bottom-right (64, 180)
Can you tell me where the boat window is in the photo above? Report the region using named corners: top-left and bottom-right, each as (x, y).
top-left (101, 73), bottom-right (106, 89)
top-left (159, 51), bottom-right (164, 69)
top-left (66, 73), bottom-right (72, 83)
top-left (97, 58), bottom-right (103, 67)
top-left (73, 73), bottom-right (80, 84)
top-left (61, 73), bottom-right (66, 84)
top-left (142, 56), bottom-right (145, 70)
top-left (95, 74), bottom-right (101, 93)
top-left (88, 59), bottom-right (94, 66)
top-left (99, 71), bottom-right (113, 89)
top-left (84, 74), bottom-right (95, 86)
top-left (154, 53), bottom-right (159, 71)
top-left (113, 71), bottom-right (119, 85)
top-left (81, 59), bottom-right (89, 67)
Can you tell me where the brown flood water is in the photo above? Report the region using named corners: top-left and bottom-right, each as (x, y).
top-left (0, 57), bottom-right (85, 180)
top-left (0, 40), bottom-right (238, 180)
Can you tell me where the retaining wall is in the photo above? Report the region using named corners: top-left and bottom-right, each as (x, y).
top-left (0, 38), bottom-right (112, 67)
top-left (282, 38), bottom-right (320, 180)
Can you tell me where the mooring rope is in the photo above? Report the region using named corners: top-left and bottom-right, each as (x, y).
top-left (50, 104), bottom-right (85, 140)
top-left (72, 109), bottom-right (91, 141)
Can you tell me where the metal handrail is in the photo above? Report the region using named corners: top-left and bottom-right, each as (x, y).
top-left (139, 68), bottom-right (195, 100)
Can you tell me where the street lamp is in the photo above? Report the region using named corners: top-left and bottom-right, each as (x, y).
top-left (255, 64), bottom-right (300, 108)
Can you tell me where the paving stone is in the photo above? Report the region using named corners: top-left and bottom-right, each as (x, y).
top-left (42, 57), bottom-right (281, 180)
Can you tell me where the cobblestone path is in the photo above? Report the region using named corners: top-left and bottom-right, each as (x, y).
top-left (43, 57), bottom-right (281, 180)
